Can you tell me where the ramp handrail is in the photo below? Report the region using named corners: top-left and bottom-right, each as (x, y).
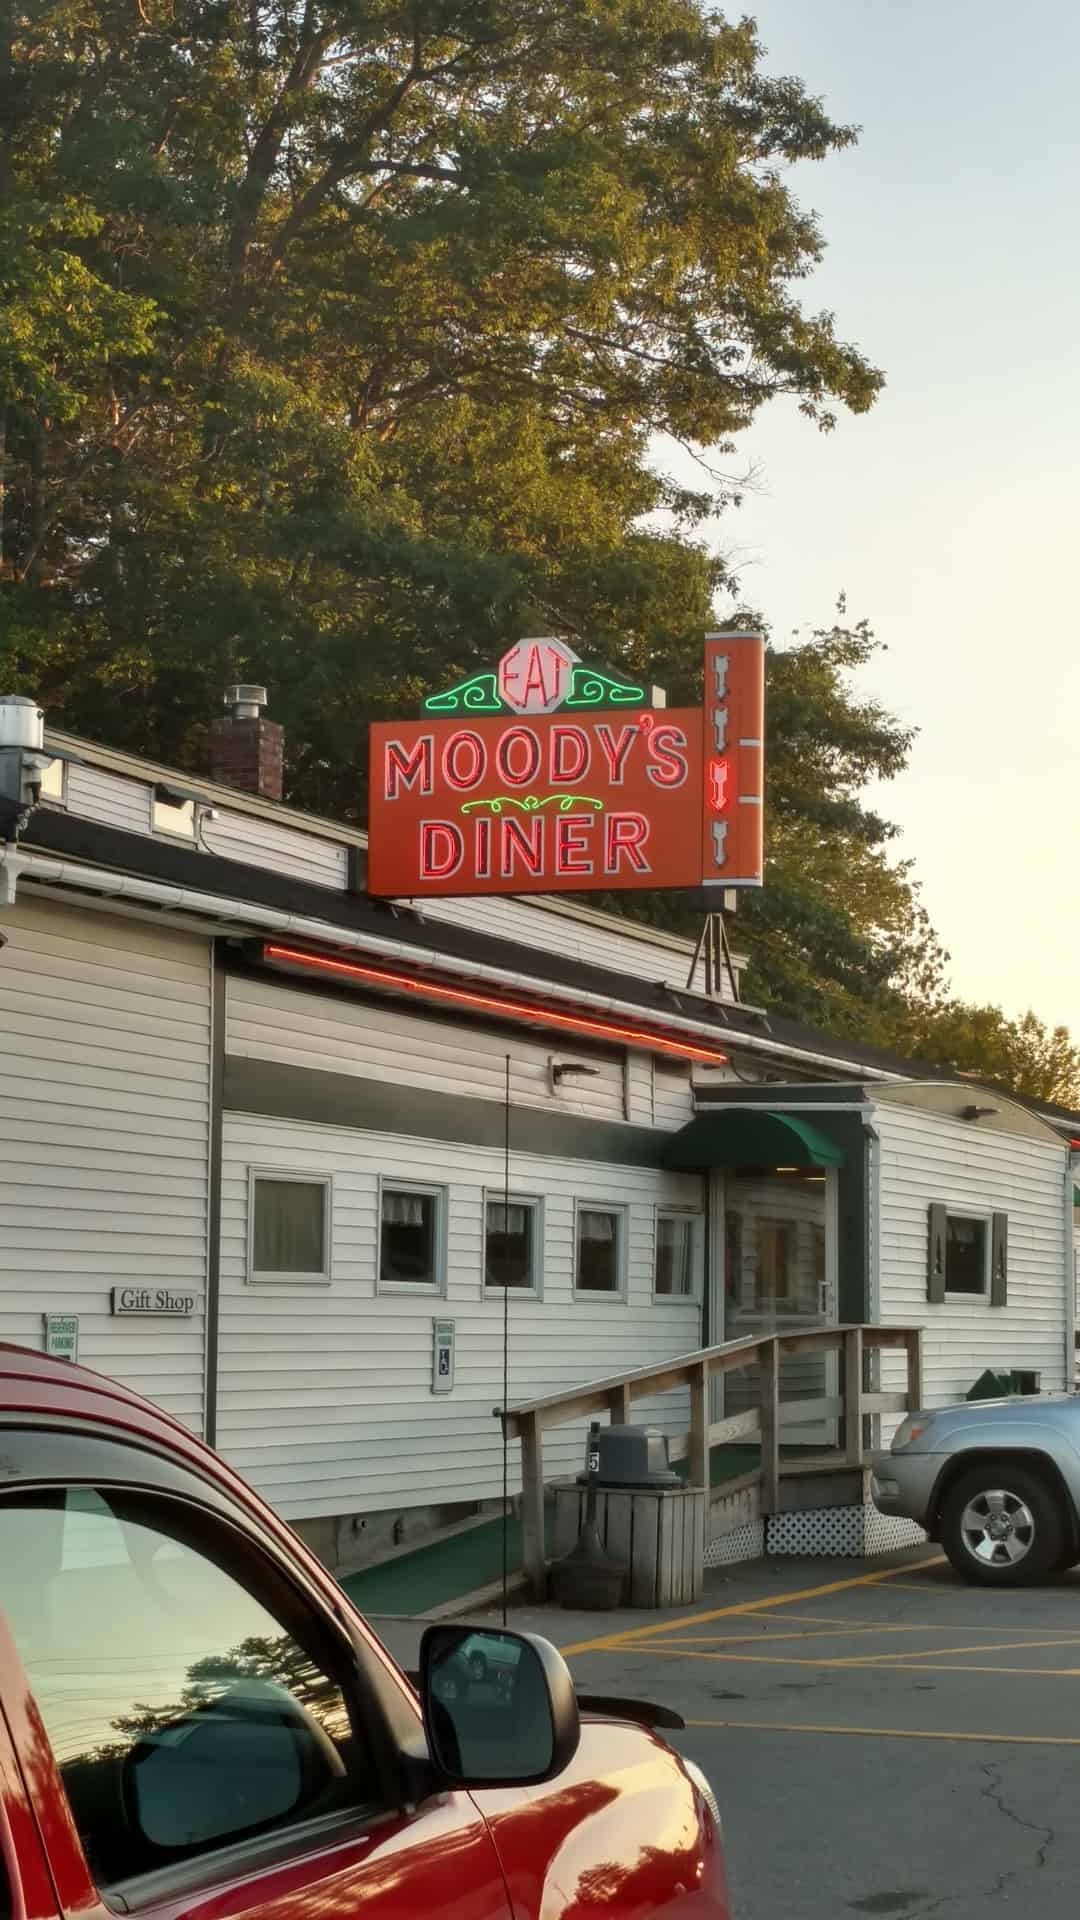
top-left (501, 1323), bottom-right (924, 1594)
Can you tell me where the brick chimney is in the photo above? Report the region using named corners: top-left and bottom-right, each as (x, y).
top-left (210, 685), bottom-right (284, 801)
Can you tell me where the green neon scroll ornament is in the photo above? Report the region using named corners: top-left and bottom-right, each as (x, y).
top-left (565, 666), bottom-right (646, 708)
top-left (424, 672), bottom-right (503, 714)
top-left (422, 653), bottom-right (646, 715)
top-left (460, 793), bottom-right (606, 816)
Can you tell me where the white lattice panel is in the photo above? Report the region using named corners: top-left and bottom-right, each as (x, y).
top-left (766, 1503), bottom-right (927, 1558)
top-left (704, 1520), bottom-right (764, 1568)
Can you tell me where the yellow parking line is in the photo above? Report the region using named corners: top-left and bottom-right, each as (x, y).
top-left (771, 1611), bottom-right (1075, 1633)
top-left (558, 1555), bottom-right (948, 1656)
top-left (657, 1623), bottom-right (940, 1647)
top-left (874, 1580), bottom-right (952, 1594)
top-left (833, 1635), bottom-right (1080, 1667)
top-left (623, 1645), bottom-right (1080, 1677)
top-left (686, 1719), bottom-right (1080, 1747)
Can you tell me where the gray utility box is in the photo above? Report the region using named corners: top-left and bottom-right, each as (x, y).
top-left (579, 1424), bottom-right (680, 1490)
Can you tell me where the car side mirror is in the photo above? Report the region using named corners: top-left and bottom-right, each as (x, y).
top-left (419, 1625), bottom-right (580, 1788)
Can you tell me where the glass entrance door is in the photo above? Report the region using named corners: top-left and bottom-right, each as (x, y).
top-left (722, 1169), bottom-right (837, 1445)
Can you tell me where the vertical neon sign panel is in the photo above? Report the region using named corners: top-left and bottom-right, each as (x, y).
top-left (701, 632), bottom-right (765, 888)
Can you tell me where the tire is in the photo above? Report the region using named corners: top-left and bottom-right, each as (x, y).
top-left (941, 1462), bottom-right (1065, 1587)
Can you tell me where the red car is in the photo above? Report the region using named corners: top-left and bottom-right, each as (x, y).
top-left (0, 1345), bottom-right (730, 1918)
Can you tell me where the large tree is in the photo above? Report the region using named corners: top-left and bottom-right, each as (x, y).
top-left (906, 1003), bottom-right (1080, 1109)
top-left (1, 0), bottom-right (880, 802)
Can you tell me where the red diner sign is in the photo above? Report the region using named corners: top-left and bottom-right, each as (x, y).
top-left (367, 635), bottom-right (764, 899)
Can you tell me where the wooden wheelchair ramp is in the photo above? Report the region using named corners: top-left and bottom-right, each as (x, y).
top-left (502, 1323), bottom-right (925, 1594)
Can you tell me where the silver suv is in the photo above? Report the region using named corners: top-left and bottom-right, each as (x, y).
top-left (871, 1392), bottom-right (1080, 1586)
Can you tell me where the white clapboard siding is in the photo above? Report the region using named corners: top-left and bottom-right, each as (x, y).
top-left (227, 974), bottom-right (629, 1123)
top-left (411, 893), bottom-right (737, 996)
top-left (653, 1061), bottom-right (695, 1130)
top-left (201, 810), bottom-right (349, 890)
top-left (875, 1103), bottom-right (1068, 1430)
top-left (217, 1114), bottom-right (705, 1519)
top-left (0, 898), bottom-right (210, 1430)
top-left (66, 761), bottom-right (152, 835)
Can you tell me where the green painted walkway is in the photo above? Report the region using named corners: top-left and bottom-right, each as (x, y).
top-left (339, 1442), bottom-right (780, 1618)
top-left (342, 1513), bottom-right (523, 1618)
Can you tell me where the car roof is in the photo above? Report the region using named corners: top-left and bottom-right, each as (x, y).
top-left (0, 1344), bottom-right (408, 1687)
top-left (0, 1340), bottom-right (195, 1430)
top-left (0, 1341), bottom-right (250, 1504)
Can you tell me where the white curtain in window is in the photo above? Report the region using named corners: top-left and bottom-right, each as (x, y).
top-left (657, 1215), bottom-right (692, 1294)
top-left (580, 1210), bottom-right (615, 1242)
top-left (488, 1203), bottom-right (528, 1235)
top-left (382, 1191), bottom-right (427, 1226)
top-left (254, 1180), bottom-right (325, 1274)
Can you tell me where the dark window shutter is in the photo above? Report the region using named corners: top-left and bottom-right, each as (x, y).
top-left (927, 1203), bottom-right (947, 1303)
top-left (991, 1212), bottom-right (1008, 1307)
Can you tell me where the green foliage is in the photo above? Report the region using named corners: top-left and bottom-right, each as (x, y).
top-left (0, 0), bottom-right (881, 795)
top-left (904, 1003), bottom-right (1080, 1109)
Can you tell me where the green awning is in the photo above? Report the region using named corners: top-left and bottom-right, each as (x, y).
top-left (662, 1108), bottom-right (846, 1172)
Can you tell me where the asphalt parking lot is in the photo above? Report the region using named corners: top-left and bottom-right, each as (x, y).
top-left (374, 1545), bottom-right (1080, 1918)
top-left (559, 1548), bottom-right (1080, 1919)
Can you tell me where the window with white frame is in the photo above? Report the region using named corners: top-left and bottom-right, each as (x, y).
top-left (574, 1204), bottom-right (626, 1296)
top-left (379, 1183), bottom-right (444, 1291)
top-left (484, 1195), bottom-right (541, 1292)
top-left (249, 1172), bottom-right (330, 1284)
top-left (654, 1210), bottom-right (703, 1298)
top-left (945, 1212), bottom-right (989, 1296)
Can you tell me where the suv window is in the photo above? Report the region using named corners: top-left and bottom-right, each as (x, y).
top-left (0, 1486), bottom-right (379, 1890)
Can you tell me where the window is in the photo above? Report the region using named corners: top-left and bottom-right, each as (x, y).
top-left (946, 1213), bottom-right (989, 1296)
top-left (152, 793), bottom-right (197, 839)
top-left (379, 1182), bottom-right (443, 1290)
top-left (575, 1205), bottom-right (625, 1296)
top-left (39, 756), bottom-right (66, 803)
top-left (485, 1195), bottom-right (541, 1292)
top-left (249, 1172), bottom-right (330, 1283)
top-left (0, 1486), bottom-right (377, 1893)
top-left (654, 1211), bottom-right (703, 1298)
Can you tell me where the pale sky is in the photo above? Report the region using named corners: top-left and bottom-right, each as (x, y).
top-left (666, 0), bottom-right (1080, 1030)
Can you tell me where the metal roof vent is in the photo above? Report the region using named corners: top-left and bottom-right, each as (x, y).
top-left (0, 694), bottom-right (45, 752)
top-left (223, 684), bottom-right (268, 720)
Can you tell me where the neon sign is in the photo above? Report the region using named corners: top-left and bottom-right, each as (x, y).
top-left (424, 638), bottom-right (646, 715)
top-left (369, 634), bottom-right (764, 899)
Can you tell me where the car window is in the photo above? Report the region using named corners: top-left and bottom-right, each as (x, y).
top-left (0, 1486), bottom-right (380, 1891)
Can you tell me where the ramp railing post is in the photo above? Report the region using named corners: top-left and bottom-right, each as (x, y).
top-left (519, 1410), bottom-right (546, 1598)
top-left (844, 1326), bottom-right (864, 1466)
top-left (689, 1360), bottom-right (709, 1490)
top-left (759, 1339), bottom-right (780, 1514)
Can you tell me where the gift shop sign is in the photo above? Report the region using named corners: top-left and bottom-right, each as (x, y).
top-left (367, 634), bottom-right (764, 899)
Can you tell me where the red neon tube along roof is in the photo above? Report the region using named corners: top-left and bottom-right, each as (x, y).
top-left (261, 942), bottom-right (729, 1066)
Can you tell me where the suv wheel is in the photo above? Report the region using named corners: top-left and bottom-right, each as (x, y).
top-left (941, 1463), bottom-right (1064, 1586)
